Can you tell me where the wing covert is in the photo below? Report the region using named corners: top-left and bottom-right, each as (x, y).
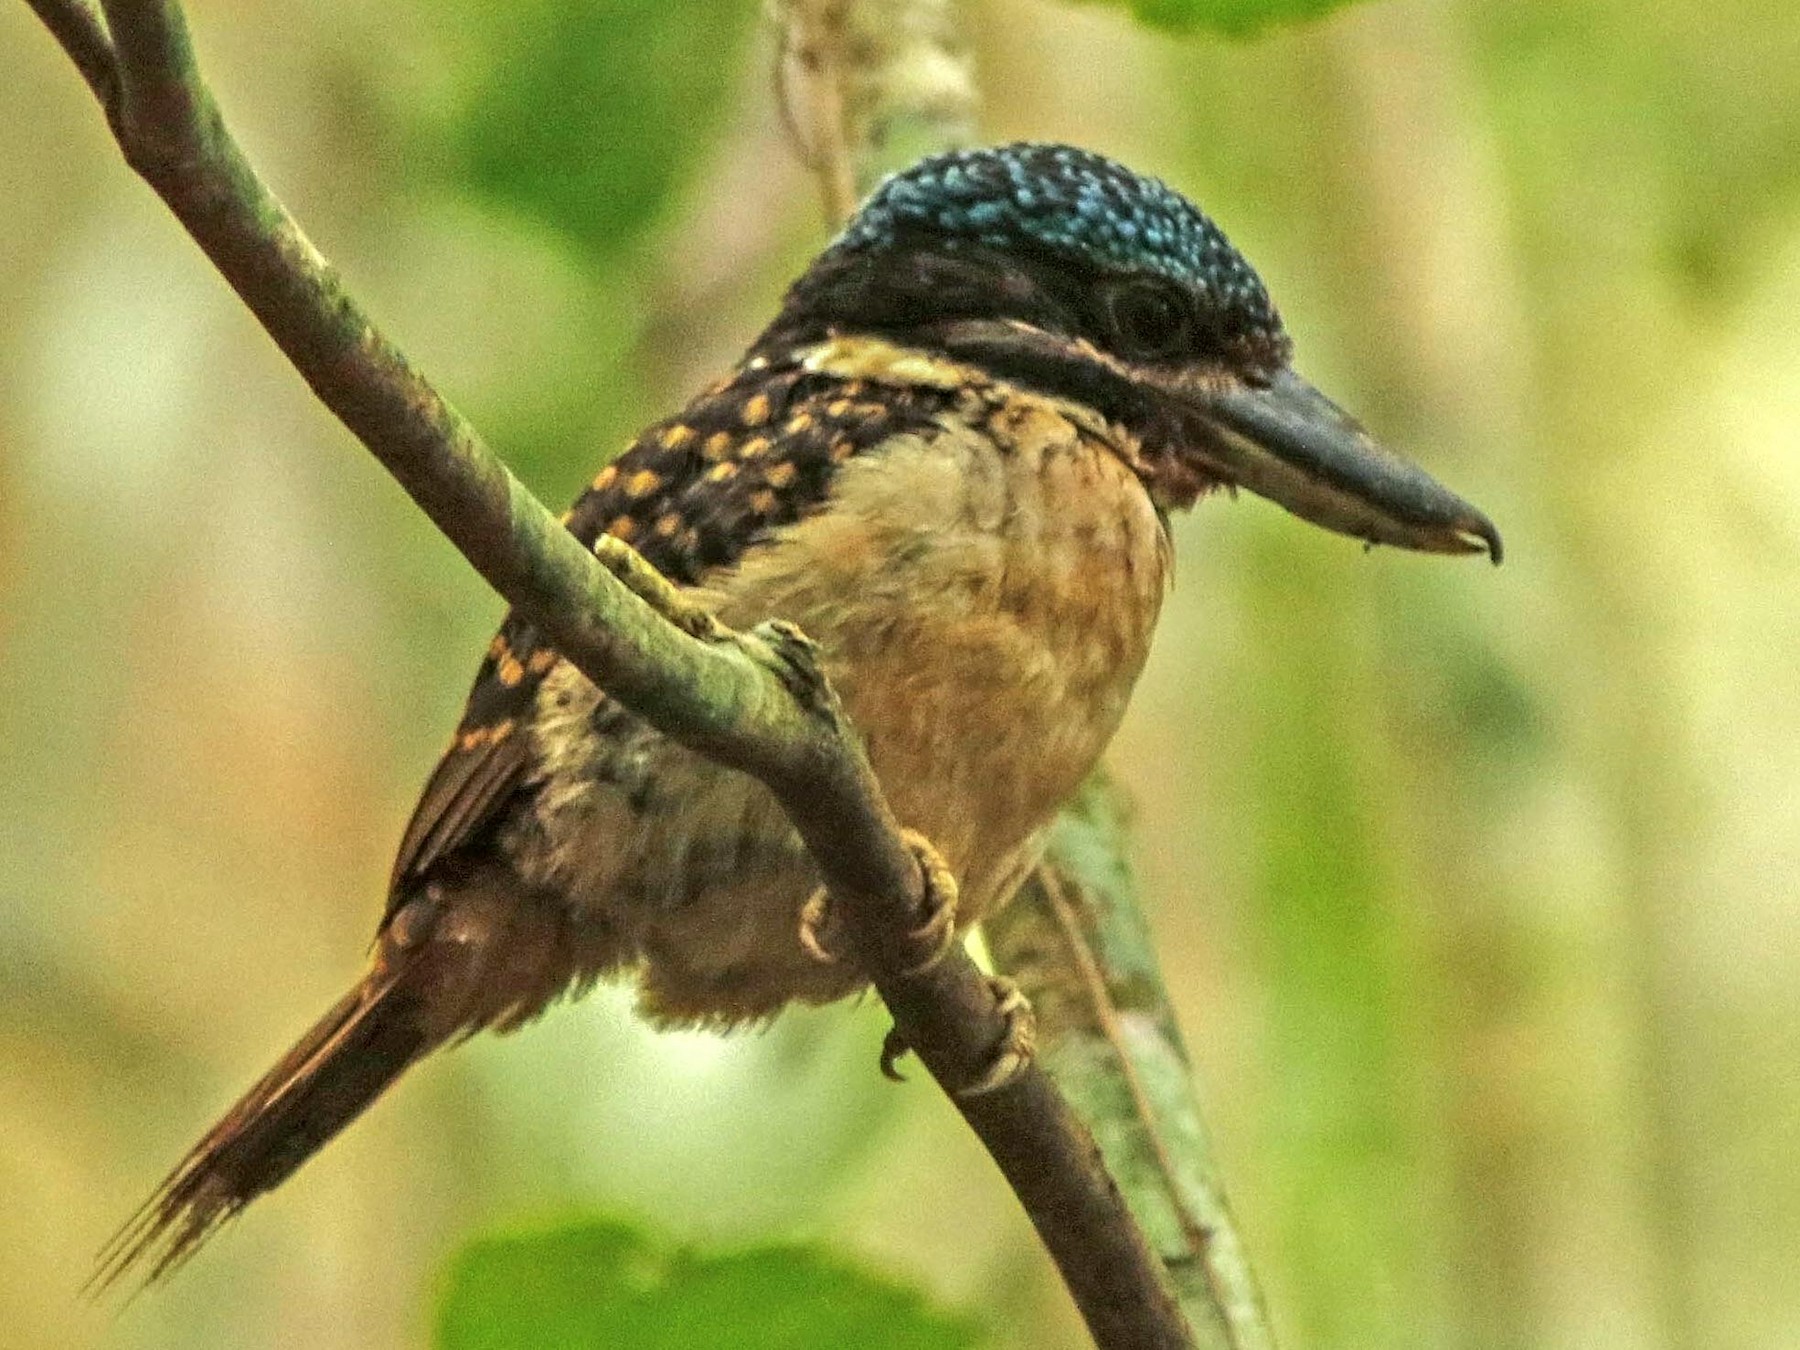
top-left (385, 347), bottom-right (962, 913)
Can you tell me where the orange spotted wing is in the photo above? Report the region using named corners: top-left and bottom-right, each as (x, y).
top-left (384, 352), bottom-right (959, 915)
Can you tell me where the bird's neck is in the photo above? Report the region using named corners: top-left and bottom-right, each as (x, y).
top-left (779, 331), bottom-right (1208, 512)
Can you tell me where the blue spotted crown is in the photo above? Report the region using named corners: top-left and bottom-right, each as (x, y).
top-left (832, 143), bottom-right (1279, 337)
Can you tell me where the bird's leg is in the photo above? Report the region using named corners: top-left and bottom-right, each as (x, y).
top-left (799, 828), bottom-right (960, 974)
top-left (881, 975), bottom-right (1037, 1097)
top-left (807, 827), bottom-right (1022, 1093)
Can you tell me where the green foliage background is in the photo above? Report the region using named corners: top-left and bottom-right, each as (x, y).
top-left (3, 0), bottom-right (1798, 1346)
top-left (437, 1220), bottom-right (982, 1350)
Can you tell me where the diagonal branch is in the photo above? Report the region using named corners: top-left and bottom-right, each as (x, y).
top-left (24, 0), bottom-right (1191, 1344)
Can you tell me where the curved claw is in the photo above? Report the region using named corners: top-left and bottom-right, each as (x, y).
top-left (957, 976), bottom-right (1036, 1098)
top-left (897, 828), bottom-right (960, 975)
top-left (798, 886), bottom-right (840, 965)
top-left (879, 1026), bottom-right (912, 1083)
top-left (878, 978), bottom-right (1037, 1095)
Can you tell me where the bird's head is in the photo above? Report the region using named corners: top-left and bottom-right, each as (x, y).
top-left (765, 142), bottom-right (1501, 561)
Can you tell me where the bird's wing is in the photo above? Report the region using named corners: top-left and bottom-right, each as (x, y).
top-left (384, 348), bottom-right (960, 917)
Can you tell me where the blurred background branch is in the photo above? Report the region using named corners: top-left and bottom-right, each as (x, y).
top-left (772, 0), bottom-right (979, 210)
top-left (775, 2), bottom-right (1275, 1344)
top-left (989, 782), bottom-right (1276, 1350)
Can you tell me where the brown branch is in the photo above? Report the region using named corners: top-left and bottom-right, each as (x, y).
top-left (24, 0), bottom-right (1190, 1344)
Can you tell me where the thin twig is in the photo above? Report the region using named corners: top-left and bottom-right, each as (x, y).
top-left (591, 534), bottom-right (729, 643)
top-left (25, 1), bottom-right (1191, 1343)
top-left (25, 0), bottom-right (118, 115)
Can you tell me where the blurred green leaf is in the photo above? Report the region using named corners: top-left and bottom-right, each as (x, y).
top-left (436, 1218), bottom-right (985, 1350)
top-left (432, 0), bottom-right (755, 263)
top-left (1077, 0), bottom-right (1368, 38)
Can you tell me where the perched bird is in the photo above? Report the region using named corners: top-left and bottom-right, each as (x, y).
top-left (99, 142), bottom-right (1500, 1287)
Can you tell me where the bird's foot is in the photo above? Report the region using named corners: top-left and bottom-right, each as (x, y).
top-left (894, 829), bottom-right (960, 974)
top-left (798, 829), bottom-right (960, 975)
top-left (880, 975), bottom-right (1036, 1097)
top-left (961, 976), bottom-right (1036, 1096)
top-left (797, 884), bottom-right (843, 965)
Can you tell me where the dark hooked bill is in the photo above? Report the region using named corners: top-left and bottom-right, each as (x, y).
top-left (1192, 368), bottom-right (1503, 563)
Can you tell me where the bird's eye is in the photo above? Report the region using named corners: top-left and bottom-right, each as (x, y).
top-left (1102, 281), bottom-right (1189, 361)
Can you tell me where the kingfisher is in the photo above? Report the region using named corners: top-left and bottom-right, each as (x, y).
top-left (99, 142), bottom-right (1500, 1287)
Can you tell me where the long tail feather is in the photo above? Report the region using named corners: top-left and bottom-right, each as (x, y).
top-left (91, 966), bottom-right (429, 1292)
top-left (91, 879), bottom-right (579, 1296)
